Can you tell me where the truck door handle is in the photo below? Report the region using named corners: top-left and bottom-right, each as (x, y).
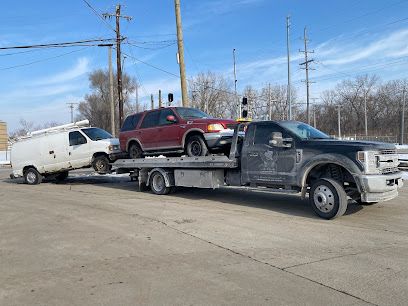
top-left (249, 153), bottom-right (259, 157)
top-left (49, 150), bottom-right (54, 154)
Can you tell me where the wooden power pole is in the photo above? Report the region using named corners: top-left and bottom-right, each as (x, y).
top-left (103, 5), bottom-right (132, 128)
top-left (174, 0), bottom-right (188, 107)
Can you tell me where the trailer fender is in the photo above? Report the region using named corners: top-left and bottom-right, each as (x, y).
top-left (147, 168), bottom-right (175, 188)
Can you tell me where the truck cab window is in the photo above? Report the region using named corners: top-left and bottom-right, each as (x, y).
top-left (69, 131), bottom-right (87, 146)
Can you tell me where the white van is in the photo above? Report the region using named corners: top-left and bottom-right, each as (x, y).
top-left (10, 120), bottom-right (123, 184)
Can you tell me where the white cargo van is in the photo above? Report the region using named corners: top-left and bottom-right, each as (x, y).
top-left (10, 120), bottom-right (123, 184)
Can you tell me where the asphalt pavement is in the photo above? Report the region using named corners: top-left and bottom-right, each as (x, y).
top-left (0, 168), bottom-right (407, 305)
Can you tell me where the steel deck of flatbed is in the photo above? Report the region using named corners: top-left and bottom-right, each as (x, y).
top-left (113, 155), bottom-right (238, 169)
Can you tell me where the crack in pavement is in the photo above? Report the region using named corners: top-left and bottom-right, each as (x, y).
top-left (131, 212), bottom-right (377, 306)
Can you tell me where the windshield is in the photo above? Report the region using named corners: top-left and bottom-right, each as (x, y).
top-left (279, 122), bottom-right (330, 140)
top-left (176, 107), bottom-right (212, 119)
top-left (81, 128), bottom-right (112, 141)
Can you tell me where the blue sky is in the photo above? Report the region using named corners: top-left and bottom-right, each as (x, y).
top-left (1, 0), bottom-right (408, 131)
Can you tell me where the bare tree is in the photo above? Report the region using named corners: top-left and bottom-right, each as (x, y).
top-left (188, 72), bottom-right (235, 118)
top-left (77, 69), bottom-right (137, 131)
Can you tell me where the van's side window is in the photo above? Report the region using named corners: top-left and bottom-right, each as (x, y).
top-left (69, 131), bottom-right (87, 146)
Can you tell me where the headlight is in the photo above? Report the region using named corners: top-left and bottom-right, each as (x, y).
top-left (357, 151), bottom-right (379, 174)
top-left (207, 123), bottom-right (225, 132)
top-left (108, 145), bottom-right (120, 151)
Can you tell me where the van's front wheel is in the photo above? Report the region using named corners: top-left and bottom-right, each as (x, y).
top-left (93, 156), bottom-right (111, 174)
top-left (24, 168), bottom-right (43, 185)
top-left (309, 178), bottom-right (348, 219)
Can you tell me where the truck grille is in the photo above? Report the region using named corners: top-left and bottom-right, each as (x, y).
top-left (381, 167), bottom-right (399, 174)
top-left (380, 149), bottom-right (396, 155)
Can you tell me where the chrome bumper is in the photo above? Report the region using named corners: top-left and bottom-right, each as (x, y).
top-left (356, 172), bottom-right (403, 203)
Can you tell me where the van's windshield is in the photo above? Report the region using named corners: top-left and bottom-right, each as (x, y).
top-left (81, 128), bottom-right (112, 141)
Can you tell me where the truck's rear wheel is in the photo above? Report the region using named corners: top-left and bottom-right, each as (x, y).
top-left (150, 171), bottom-right (171, 195)
top-left (24, 168), bottom-right (43, 185)
top-left (309, 178), bottom-right (348, 219)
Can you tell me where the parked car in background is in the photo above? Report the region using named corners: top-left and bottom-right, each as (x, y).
top-left (119, 107), bottom-right (237, 158)
top-left (10, 120), bottom-right (121, 185)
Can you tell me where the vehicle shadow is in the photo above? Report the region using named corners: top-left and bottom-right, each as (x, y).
top-left (169, 187), bottom-right (363, 219)
top-left (2, 173), bottom-right (364, 219)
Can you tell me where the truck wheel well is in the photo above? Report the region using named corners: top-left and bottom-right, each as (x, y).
top-left (306, 163), bottom-right (356, 188)
top-left (23, 165), bottom-right (37, 173)
top-left (92, 152), bottom-right (109, 161)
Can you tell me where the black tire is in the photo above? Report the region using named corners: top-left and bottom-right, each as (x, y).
top-left (92, 155), bottom-right (111, 174)
top-left (149, 171), bottom-right (171, 195)
top-left (23, 167), bottom-right (43, 185)
top-left (309, 178), bottom-right (348, 219)
top-left (185, 135), bottom-right (208, 157)
top-left (129, 142), bottom-right (143, 159)
top-left (55, 171), bottom-right (69, 182)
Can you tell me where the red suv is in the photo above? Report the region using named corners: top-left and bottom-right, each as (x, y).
top-left (119, 107), bottom-right (237, 158)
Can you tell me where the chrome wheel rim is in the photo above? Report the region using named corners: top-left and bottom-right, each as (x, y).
top-left (26, 172), bottom-right (37, 184)
top-left (313, 185), bottom-right (335, 213)
top-left (152, 174), bottom-right (165, 192)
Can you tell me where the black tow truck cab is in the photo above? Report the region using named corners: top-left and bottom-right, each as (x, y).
top-left (113, 121), bottom-right (403, 219)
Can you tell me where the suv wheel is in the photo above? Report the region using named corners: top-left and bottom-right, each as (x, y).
top-left (185, 135), bottom-right (208, 157)
top-left (24, 167), bottom-right (43, 185)
top-left (129, 143), bottom-right (142, 159)
top-left (93, 156), bottom-right (111, 174)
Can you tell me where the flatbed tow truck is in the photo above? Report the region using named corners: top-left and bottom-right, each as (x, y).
top-left (113, 121), bottom-right (403, 219)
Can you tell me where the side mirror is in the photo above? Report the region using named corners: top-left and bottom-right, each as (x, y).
top-left (166, 115), bottom-right (176, 123)
top-left (269, 132), bottom-right (292, 148)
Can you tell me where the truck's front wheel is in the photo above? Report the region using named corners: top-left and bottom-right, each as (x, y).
top-left (309, 178), bottom-right (348, 219)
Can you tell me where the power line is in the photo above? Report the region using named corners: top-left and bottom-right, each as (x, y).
top-left (81, 0), bottom-right (116, 33)
top-left (0, 47), bottom-right (90, 71)
top-left (313, 0), bottom-right (408, 34)
top-left (0, 38), bottom-right (115, 50)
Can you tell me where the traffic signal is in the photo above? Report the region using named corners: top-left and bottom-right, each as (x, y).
top-left (242, 110), bottom-right (248, 118)
top-left (242, 97), bottom-right (248, 105)
top-left (242, 97), bottom-right (248, 118)
top-left (168, 93), bottom-right (174, 103)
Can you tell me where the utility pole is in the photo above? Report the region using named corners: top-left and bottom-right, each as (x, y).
top-left (400, 87), bottom-right (406, 144)
top-left (311, 97), bottom-right (319, 128)
top-left (268, 83), bottom-right (272, 120)
top-left (98, 44), bottom-right (115, 135)
top-left (159, 90), bottom-right (162, 108)
top-left (174, 0), bottom-right (188, 107)
top-left (103, 5), bottom-right (132, 128)
top-left (286, 15), bottom-right (292, 120)
top-left (151, 94), bottom-right (154, 110)
top-left (135, 84), bottom-right (139, 113)
top-left (299, 27), bottom-right (315, 125)
top-left (67, 103), bottom-right (77, 123)
top-left (233, 48), bottom-right (239, 118)
top-left (337, 105), bottom-right (341, 139)
top-left (364, 91), bottom-right (368, 137)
